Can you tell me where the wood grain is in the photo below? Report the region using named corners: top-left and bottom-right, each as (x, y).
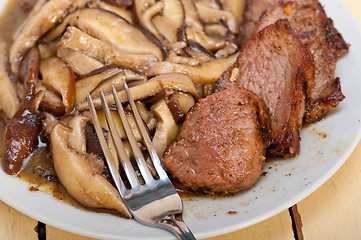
top-left (44, 209), bottom-right (294, 240)
top-left (289, 205), bottom-right (303, 240)
top-left (0, 200), bottom-right (37, 240)
top-left (297, 141), bottom-right (361, 239)
top-left (46, 226), bottom-right (98, 240)
top-left (204, 210), bottom-right (294, 240)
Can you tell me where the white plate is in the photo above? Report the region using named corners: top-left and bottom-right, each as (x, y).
top-left (1, 0), bottom-right (361, 239)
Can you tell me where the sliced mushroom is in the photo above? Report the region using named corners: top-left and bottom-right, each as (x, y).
top-left (97, 110), bottom-right (142, 142)
top-left (166, 51), bottom-right (201, 66)
top-left (184, 40), bottom-right (215, 63)
top-left (77, 73), bottom-right (199, 111)
top-left (2, 91), bottom-right (44, 175)
top-left (154, 0), bottom-right (185, 43)
top-left (50, 121), bottom-right (131, 217)
top-left (101, 0), bottom-right (134, 8)
top-left (214, 42), bottom-right (238, 58)
top-left (45, 8), bottom-right (165, 60)
top-left (67, 115), bottom-right (90, 153)
top-left (134, 0), bottom-right (186, 50)
top-left (2, 47), bottom-right (43, 175)
top-left (166, 92), bottom-right (195, 123)
top-left (90, 71), bottom-right (147, 98)
top-left (0, 40), bottom-right (19, 118)
top-left (38, 86), bottom-right (66, 116)
top-left (90, 1), bottom-right (134, 23)
top-left (186, 40), bottom-right (214, 57)
top-left (60, 26), bottom-right (158, 71)
top-left (57, 48), bottom-right (104, 75)
top-left (195, 2), bottom-right (238, 34)
top-left (76, 66), bottom-right (123, 103)
top-left (204, 24), bottom-right (228, 37)
top-left (39, 57), bottom-right (76, 114)
top-left (41, 112), bottom-right (59, 143)
top-left (146, 53), bottom-right (238, 84)
top-left (179, 0), bottom-right (203, 29)
top-left (18, 47), bottom-right (40, 95)
top-left (133, 0), bottom-right (163, 37)
top-left (85, 121), bottom-right (120, 172)
top-left (38, 43), bottom-right (56, 60)
top-left (135, 101), bottom-right (150, 123)
top-left (16, 82), bottom-right (24, 101)
top-left (151, 99), bottom-right (179, 156)
top-left (220, 0), bottom-right (246, 24)
top-left (90, 72), bottom-right (127, 98)
top-left (9, 0), bottom-right (89, 73)
top-left (76, 66), bottom-right (143, 103)
top-left (185, 26), bottom-right (228, 51)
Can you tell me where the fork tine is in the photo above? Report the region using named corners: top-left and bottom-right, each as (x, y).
top-left (122, 83), bottom-right (169, 180)
top-left (111, 86), bottom-right (154, 184)
top-left (87, 94), bottom-right (127, 196)
top-left (99, 91), bottom-right (140, 189)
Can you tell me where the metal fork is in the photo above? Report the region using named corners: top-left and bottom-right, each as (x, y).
top-left (87, 84), bottom-right (196, 240)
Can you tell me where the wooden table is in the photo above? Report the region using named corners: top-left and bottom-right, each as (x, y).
top-left (1, 0), bottom-right (360, 239)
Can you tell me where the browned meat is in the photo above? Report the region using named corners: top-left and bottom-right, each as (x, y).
top-left (243, 0), bottom-right (349, 57)
top-left (326, 17), bottom-right (349, 58)
top-left (163, 86), bottom-right (271, 194)
top-left (241, 0), bottom-right (278, 41)
top-left (216, 19), bottom-right (314, 157)
top-left (252, 0), bottom-right (347, 123)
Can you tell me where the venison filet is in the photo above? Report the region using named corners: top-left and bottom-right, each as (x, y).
top-left (163, 86), bottom-right (271, 194)
top-left (216, 19), bottom-right (314, 157)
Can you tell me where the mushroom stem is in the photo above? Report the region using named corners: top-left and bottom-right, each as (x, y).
top-left (2, 47), bottom-right (43, 175)
top-left (146, 53), bottom-right (238, 84)
top-left (0, 40), bottom-right (19, 118)
top-left (76, 73), bottom-right (199, 111)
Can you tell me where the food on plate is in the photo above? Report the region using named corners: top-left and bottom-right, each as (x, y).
top-left (2, 47), bottom-right (43, 175)
top-left (255, 0), bottom-right (347, 123)
top-left (50, 115), bottom-right (131, 218)
top-left (216, 19), bottom-right (314, 157)
top-left (163, 86), bottom-right (271, 194)
top-left (0, 0), bottom-right (348, 216)
top-left (242, 0), bottom-right (348, 123)
top-left (9, 0), bottom-right (90, 74)
top-left (241, 0), bottom-right (276, 41)
top-left (0, 41), bottom-right (19, 118)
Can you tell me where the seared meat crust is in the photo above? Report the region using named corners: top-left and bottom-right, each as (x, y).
top-left (216, 19), bottom-right (314, 157)
top-left (245, 0), bottom-right (347, 123)
top-left (163, 86), bottom-right (271, 194)
top-left (241, 0), bottom-right (278, 41)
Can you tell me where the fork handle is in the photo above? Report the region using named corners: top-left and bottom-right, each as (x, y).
top-left (157, 214), bottom-right (197, 240)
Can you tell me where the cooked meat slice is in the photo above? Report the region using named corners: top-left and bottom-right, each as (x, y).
top-left (255, 0), bottom-right (346, 123)
top-left (216, 19), bottom-right (314, 157)
top-left (241, 0), bottom-right (277, 41)
top-left (163, 86), bottom-right (271, 194)
top-left (326, 17), bottom-right (349, 58)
